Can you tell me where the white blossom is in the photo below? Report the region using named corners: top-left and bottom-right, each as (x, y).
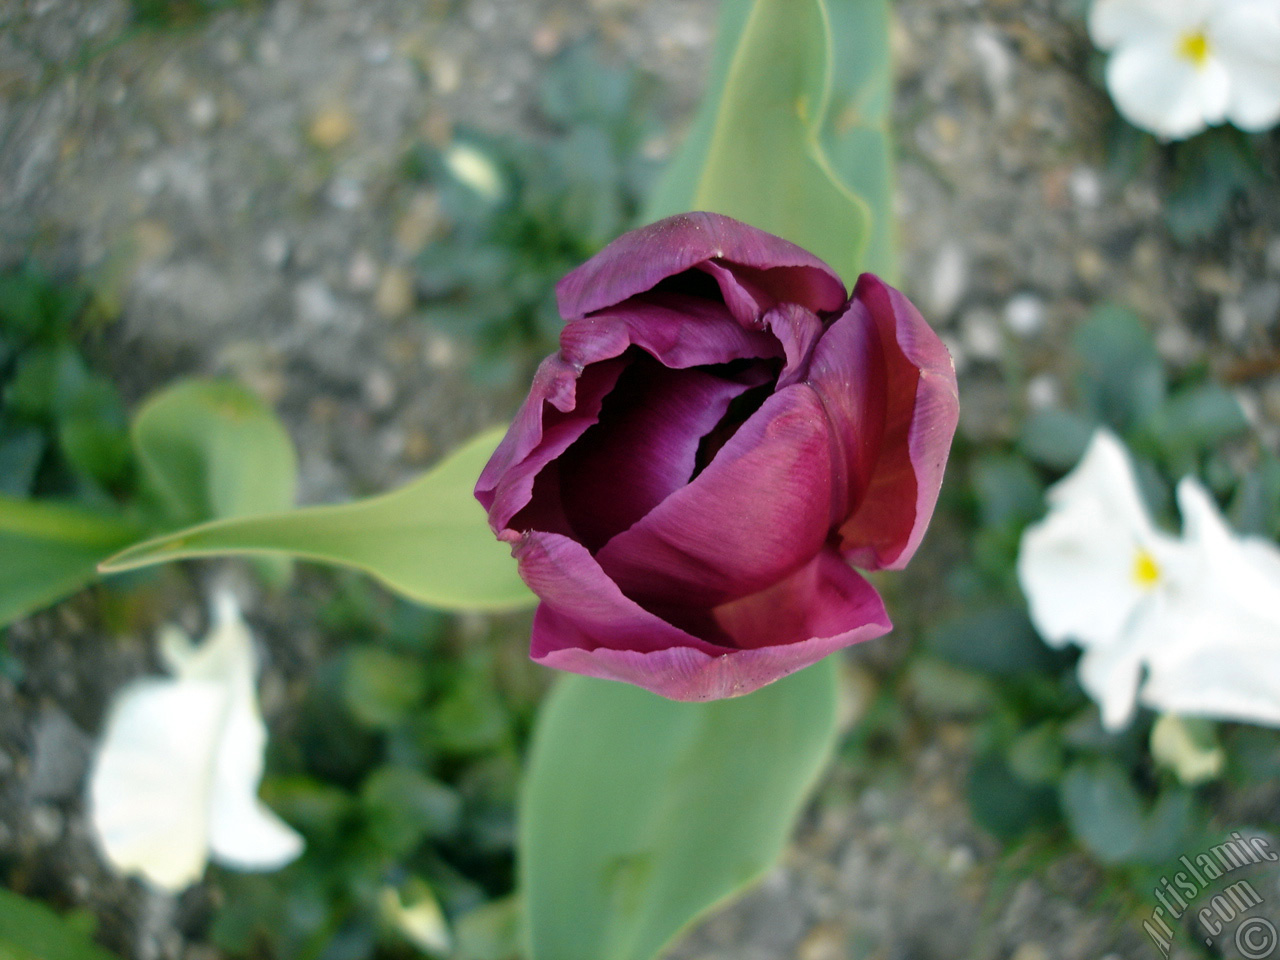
top-left (1088, 0), bottom-right (1280, 139)
top-left (89, 592), bottom-right (303, 891)
top-left (1018, 428), bottom-right (1280, 729)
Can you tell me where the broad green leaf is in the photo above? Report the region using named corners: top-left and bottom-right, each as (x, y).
top-left (1073, 304), bottom-right (1166, 432)
top-left (0, 495), bottom-right (144, 627)
top-left (99, 427), bottom-right (533, 612)
top-left (1060, 759), bottom-right (1145, 864)
top-left (520, 660), bottom-right (840, 960)
top-left (820, 0), bottom-right (896, 279)
top-left (646, 0), bottom-right (895, 283)
top-left (131, 379), bottom-right (297, 526)
top-left (0, 888), bottom-right (123, 960)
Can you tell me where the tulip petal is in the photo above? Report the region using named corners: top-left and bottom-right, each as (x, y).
top-left (517, 531), bottom-right (725, 658)
top-left (766, 304), bottom-right (826, 388)
top-left (476, 356), bottom-right (627, 533)
top-left (712, 547), bottom-right (892, 650)
top-left (535, 552), bottom-right (890, 701)
top-left (559, 355), bottom-right (769, 551)
top-left (555, 212), bottom-right (847, 321)
top-left (559, 292), bottom-right (780, 371)
top-left (827, 275), bottom-right (959, 570)
top-left (596, 385), bottom-right (836, 608)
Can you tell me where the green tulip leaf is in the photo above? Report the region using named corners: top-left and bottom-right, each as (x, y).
top-left (520, 659), bottom-right (840, 960)
top-left (99, 426), bottom-right (533, 612)
top-left (0, 495), bottom-right (144, 627)
top-left (0, 887), bottom-right (123, 960)
top-left (645, 0), bottom-right (894, 284)
top-left (132, 379), bottom-right (297, 526)
top-left (821, 0), bottom-right (896, 280)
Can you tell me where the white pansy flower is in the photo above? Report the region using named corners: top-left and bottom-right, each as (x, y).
top-left (89, 592), bottom-right (303, 891)
top-left (1088, 0), bottom-right (1280, 139)
top-left (1017, 429), bottom-right (1182, 727)
top-left (1018, 428), bottom-right (1280, 730)
top-left (1137, 478), bottom-right (1280, 725)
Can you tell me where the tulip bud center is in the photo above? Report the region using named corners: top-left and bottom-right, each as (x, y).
top-left (1176, 29), bottom-right (1211, 69)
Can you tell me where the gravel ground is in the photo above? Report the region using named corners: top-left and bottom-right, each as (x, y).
top-left (2, 0), bottom-right (1279, 957)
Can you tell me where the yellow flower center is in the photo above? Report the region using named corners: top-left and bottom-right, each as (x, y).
top-left (1177, 30), bottom-right (1211, 68)
top-left (1132, 548), bottom-right (1161, 588)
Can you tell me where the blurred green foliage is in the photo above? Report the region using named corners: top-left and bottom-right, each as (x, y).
top-left (0, 264), bottom-right (133, 503)
top-left (898, 300), bottom-right (1276, 948)
top-left (407, 44), bottom-right (660, 386)
top-left (209, 577), bottom-right (542, 960)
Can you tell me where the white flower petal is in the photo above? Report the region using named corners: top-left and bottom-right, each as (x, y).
top-left (1089, 0), bottom-right (1208, 49)
top-left (89, 594), bottom-right (303, 889)
top-left (1211, 0), bottom-right (1280, 130)
top-left (89, 680), bottom-right (225, 891)
top-left (1017, 429), bottom-right (1177, 648)
top-left (1132, 479), bottom-right (1280, 726)
top-left (1076, 613), bottom-right (1150, 729)
top-left (1106, 35), bottom-right (1231, 138)
top-left (206, 673), bottom-right (303, 870)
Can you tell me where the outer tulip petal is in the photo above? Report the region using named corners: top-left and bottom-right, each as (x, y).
top-left (829, 275), bottom-right (959, 570)
top-left (517, 531), bottom-right (724, 657)
top-left (476, 355), bottom-right (626, 532)
top-left (559, 292), bottom-right (780, 370)
top-left (555, 212), bottom-right (847, 321)
top-left (559, 357), bottom-right (768, 550)
top-left (535, 555), bottom-right (890, 700)
top-left (595, 385), bottom-right (837, 608)
top-left (712, 548), bottom-right (892, 650)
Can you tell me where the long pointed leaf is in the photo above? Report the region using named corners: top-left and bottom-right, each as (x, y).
top-left (100, 427), bottom-right (532, 612)
top-left (646, 0), bottom-right (895, 283)
top-left (520, 660), bottom-right (840, 960)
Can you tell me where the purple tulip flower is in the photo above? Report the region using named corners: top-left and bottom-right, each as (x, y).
top-left (476, 212), bottom-right (959, 700)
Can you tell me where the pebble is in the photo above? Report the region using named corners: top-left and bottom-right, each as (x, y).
top-left (1218, 300), bottom-right (1248, 343)
top-left (308, 106), bottom-right (355, 149)
top-left (27, 706), bottom-right (93, 802)
top-left (422, 332), bottom-right (459, 369)
top-left (28, 804), bottom-right (63, 844)
top-left (295, 278), bottom-right (341, 326)
top-left (188, 94), bottom-right (218, 131)
top-left (363, 368), bottom-right (396, 411)
top-left (395, 191), bottom-right (441, 255)
top-left (1010, 943), bottom-right (1051, 960)
top-left (1026, 373), bottom-right (1059, 410)
top-left (928, 243), bottom-right (969, 320)
top-left (374, 266), bottom-right (416, 319)
top-left (347, 250), bottom-right (379, 292)
top-left (1069, 166), bottom-right (1103, 209)
top-left (326, 176), bottom-right (364, 210)
top-left (260, 230), bottom-right (291, 269)
top-left (1004, 293), bottom-right (1045, 337)
top-left (960, 308), bottom-right (1003, 361)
